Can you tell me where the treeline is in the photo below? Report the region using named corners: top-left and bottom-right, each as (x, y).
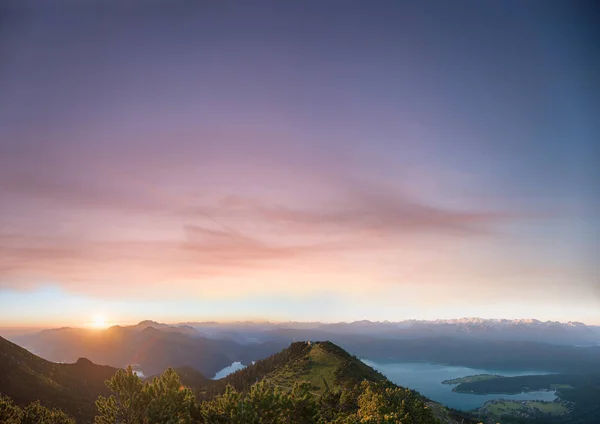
top-left (0, 395), bottom-right (75, 424)
top-left (205, 341), bottom-right (314, 396)
top-left (1, 366), bottom-right (440, 424)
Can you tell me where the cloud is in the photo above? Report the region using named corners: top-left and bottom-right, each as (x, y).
top-left (0, 225), bottom-right (347, 297)
top-left (214, 182), bottom-right (514, 238)
top-left (182, 224), bottom-right (320, 261)
top-left (0, 154), bottom-right (521, 299)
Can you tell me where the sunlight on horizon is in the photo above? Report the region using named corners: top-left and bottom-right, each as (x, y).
top-left (89, 314), bottom-right (108, 329)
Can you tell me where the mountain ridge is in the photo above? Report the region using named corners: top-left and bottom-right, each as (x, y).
top-left (0, 335), bottom-right (474, 424)
top-left (199, 340), bottom-right (472, 424)
top-left (207, 341), bottom-right (386, 395)
top-left (175, 318), bottom-right (600, 345)
top-left (11, 323), bottom-right (287, 377)
top-left (0, 335), bottom-right (118, 423)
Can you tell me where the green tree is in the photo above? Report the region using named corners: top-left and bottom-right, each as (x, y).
top-left (95, 366), bottom-right (200, 424)
top-left (316, 388), bottom-right (341, 423)
top-left (0, 394), bottom-right (23, 424)
top-left (145, 368), bottom-right (198, 424)
top-left (355, 381), bottom-right (437, 424)
top-left (201, 380), bottom-right (319, 424)
top-left (201, 384), bottom-right (246, 424)
top-left (283, 382), bottom-right (318, 424)
top-left (338, 385), bottom-right (360, 416)
top-left (356, 383), bottom-right (410, 423)
top-left (21, 401), bottom-right (75, 424)
top-left (0, 395), bottom-right (76, 424)
top-left (92, 365), bottom-right (441, 424)
top-left (95, 365), bottom-right (148, 424)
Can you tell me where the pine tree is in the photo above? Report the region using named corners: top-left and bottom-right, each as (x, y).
top-left (145, 368), bottom-right (198, 424)
top-left (0, 394), bottom-right (23, 424)
top-left (95, 365), bottom-right (148, 424)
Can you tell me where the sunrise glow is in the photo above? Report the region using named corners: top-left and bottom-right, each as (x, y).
top-left (0, 4), bottom-right (598, 423)
top-left (90, 315), bottom-right (108, 329)
top-left (0, 1), bottom-right (597, 327)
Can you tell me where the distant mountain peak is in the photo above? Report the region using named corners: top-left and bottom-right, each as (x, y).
top-left (137, 320), bottom-right (160, 326)
top-left (140, 325), bottom-right (160, 334)
top-left (107, 325), bottom-right (124, 331)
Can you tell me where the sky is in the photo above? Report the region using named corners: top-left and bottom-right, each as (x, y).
top-left (0, 0), bottom-right (598, 327)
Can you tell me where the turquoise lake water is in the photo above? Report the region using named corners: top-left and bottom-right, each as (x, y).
top-left (361, 360), bottom-right (557, 411)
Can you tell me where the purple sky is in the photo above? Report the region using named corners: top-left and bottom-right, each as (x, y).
top-left (0, 1), bottom-right (598, 326)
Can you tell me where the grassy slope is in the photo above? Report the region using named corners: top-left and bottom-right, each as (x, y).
top-left (203, 341), bottom-right (475, 424)
top-left (258, 341), bottom-right (386, 394)
top-left (0, 336), bottom-right (118, 423)
top-left (207, 341), bottom-right (386, 396)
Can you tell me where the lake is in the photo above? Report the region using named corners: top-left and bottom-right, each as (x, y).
top-left (212, 361), bottom-right (246, 379)
top-left (133, 370), bottom-right (146, 378)
top-left (362, 360), bottom-right (557, 411)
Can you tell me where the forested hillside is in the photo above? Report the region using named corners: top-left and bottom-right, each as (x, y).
top-left (0, 336), bottom-right (117, 422)
top-left (204, 341), bottom-right (386, 396)
top-left (1, 338), bottom-right (473, 423)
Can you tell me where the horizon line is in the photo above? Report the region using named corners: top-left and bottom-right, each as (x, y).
top-left (1, 316), bottom-right (598, 330)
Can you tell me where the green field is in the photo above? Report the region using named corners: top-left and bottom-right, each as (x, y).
top-left (550, 383), bottom-right (574, 389)
top-left (442, 374), bottom-right (503, 385)
top-left (530, 402), bottom-right (569, 414)
top-left (486, 400), bottom-right (522, 415)
top-left (482, 400), bottom-right (568, 420)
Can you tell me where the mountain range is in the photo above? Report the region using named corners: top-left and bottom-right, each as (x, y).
top-left (13, 320), bottom-right (288, 378)
top-left (3, 319), bottom-right (600, 423)
top-left (179, 318), bottom-right (600, 345)
top-left (0, 335), bottom-right (472, 424)
top-left (9, 318), bottom-right (600, 379)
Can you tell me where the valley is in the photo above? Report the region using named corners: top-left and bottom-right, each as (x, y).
top-left (2, 319), bottom-right (600, 423)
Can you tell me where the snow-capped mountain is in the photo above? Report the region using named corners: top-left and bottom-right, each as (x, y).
top-left (315, 318), bottom-right (599, 345)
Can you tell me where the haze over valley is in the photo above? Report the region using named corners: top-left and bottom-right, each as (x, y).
top-left (3, 317), bottom-right (600, 423)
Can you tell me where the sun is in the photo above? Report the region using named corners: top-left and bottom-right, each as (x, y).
top-left (91, 314), bottom-right (108, 329)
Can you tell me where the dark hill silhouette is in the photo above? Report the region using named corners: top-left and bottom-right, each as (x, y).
top-left (13, 322), bottom-right (287, 377)
top-left (0, 335), bottom-right (118, 423)
top-left (148, 365), bottom-right (210, 389)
